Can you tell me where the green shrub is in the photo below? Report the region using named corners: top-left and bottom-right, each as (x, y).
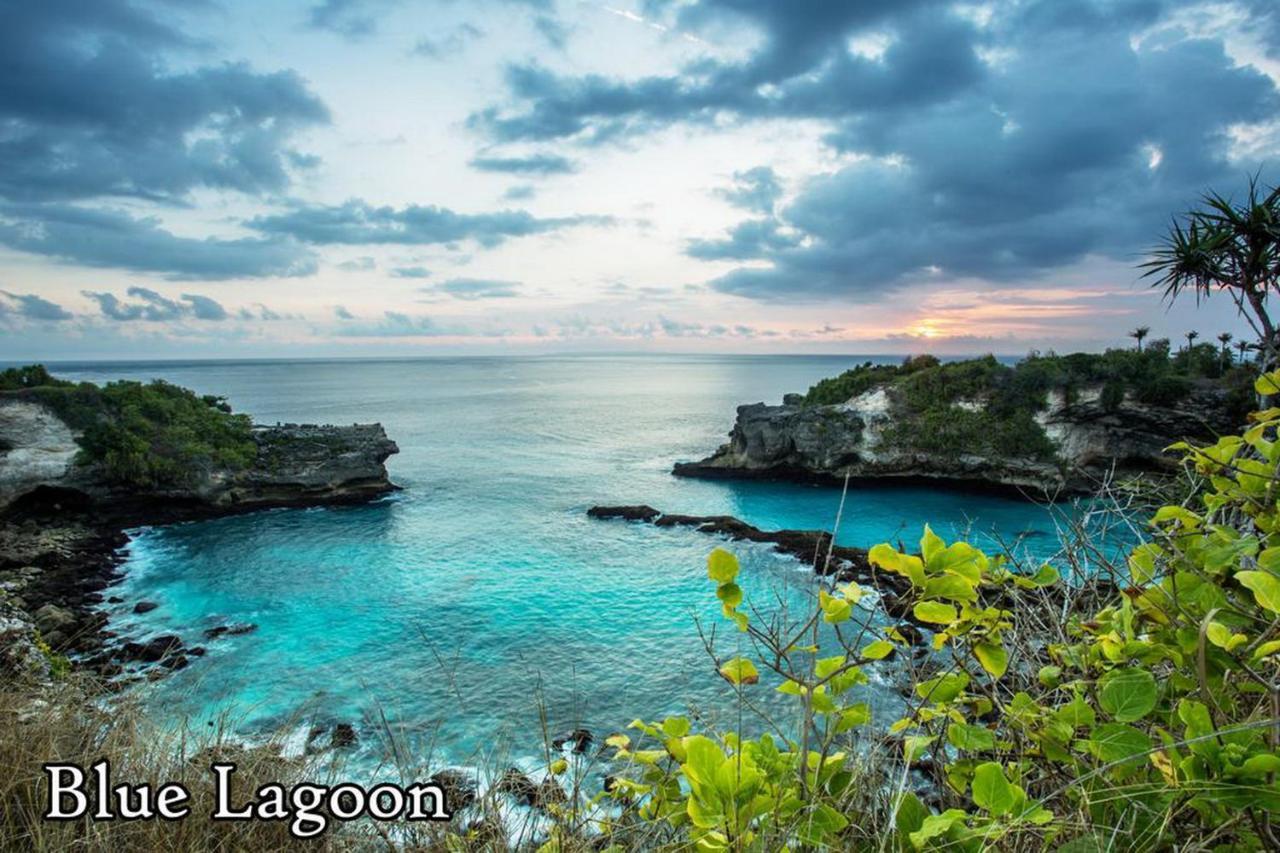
top-left (1099, 381), bottom-right (1126, 412)
top-left (599, 374), bottom-right (1280, 850)
top-left (0, 366), bottom-right (256, 488)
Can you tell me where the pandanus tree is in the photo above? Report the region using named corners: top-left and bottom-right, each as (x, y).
top-left (1130, 325), bottom-right (1150, 352)
top-left (1143, 175), bottom-right (1280, 366)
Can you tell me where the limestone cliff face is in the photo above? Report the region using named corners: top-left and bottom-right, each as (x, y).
top-left (0, 400), bottom-right (82, 508)
top-left (0, 398), bottom-right (399, 518)
top-left (674, 384), bottom-right (1234, 495)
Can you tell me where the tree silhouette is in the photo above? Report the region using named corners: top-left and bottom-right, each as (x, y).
top-left (1185, 330), bottom-right (1200, 352)
top-left (1129, 326), bottom-right (1150, 352)
top-left (1143, 175), bottom-right (1280, 366)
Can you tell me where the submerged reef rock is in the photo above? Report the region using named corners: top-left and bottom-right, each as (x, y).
top-left (674, 359), bottom-right (1242, 496)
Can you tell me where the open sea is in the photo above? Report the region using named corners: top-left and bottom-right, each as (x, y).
top-left (47, 355), bottom-right (1072, 775)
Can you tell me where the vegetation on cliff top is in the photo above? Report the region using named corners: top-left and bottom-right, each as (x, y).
top-left (0, 364), bottom-right (255, 488)
top-left (801, 345), bottom-right (1255, 461)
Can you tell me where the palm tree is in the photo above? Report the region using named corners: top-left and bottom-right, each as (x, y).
top-left (1185, 330), bottom-right (1199, 353)
top-left (1129, 326), bottom-right (1150, 352)
top-left (1143, 175), bottom-right (1280, 366)
top-left (1218, 332), bottom-right (1233, 362)
top-left (1237, 339), bottom-right (1251, 363)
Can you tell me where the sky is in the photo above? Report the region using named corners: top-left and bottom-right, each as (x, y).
top-left (1, 0), bottom-right (1278, 360)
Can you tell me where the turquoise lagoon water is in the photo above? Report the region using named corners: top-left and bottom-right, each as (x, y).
top-left (51, 355), bottom-right (1069, 769)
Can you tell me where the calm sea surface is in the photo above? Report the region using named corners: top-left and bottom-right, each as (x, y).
top-left (46, 355), bottom-right (1068, 771)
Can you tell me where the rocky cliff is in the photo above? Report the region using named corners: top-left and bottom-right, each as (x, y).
top-left (0, 394), bottom-right (399, 680)
top-left (674, 383), bottom-right (1236, 496)
top-left (0, 398), bottom-right (399, 521)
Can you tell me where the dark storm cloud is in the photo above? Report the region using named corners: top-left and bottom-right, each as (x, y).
top-left (0, 204), bottom-right (317, 280)
top-left (469, 2), bottom-right (977, 144)
top-left (1, 1), bottom-right (330, 204)
top-left (249, 200), bottom-right (612, 248)
top-left (471, 0), bottom-right (1280, 300)
top-left (469, 154), bottom-right (577, 175)
top-left (0, 291), bottom-right (74, 322)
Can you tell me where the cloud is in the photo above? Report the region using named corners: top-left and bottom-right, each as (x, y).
top-left (0, 291), bottom-right (73, 322)
top-left (467, 0), bottom-right (1280, 303)
top-left (249, 199), bottom-right (612, 248)
top-left (717, 167), bottom-right (783, 214)
top-left (469, 2), bottom-right (980, 144)
top-left (534, 14), bottom-right (571, 50)
top-left (337, 256), bottom-right (377, 271)
top-left (330, 310), bottom-right (509, 337)
top-left (411, 23), bottom-right (484, 58)
top-left (334, 305), bottom-right (355, 319)
top-left (469, 153), bottom-right (577, 175)
top-left (306, 0), bottom-right (399, 39)
top-left (424, 278), bottom-right (521, 299)
top-left (83, 287), bottom-right (234, 322)
top-left (391, 265), bottom-right (432, 278)
top-left (0, 204), bottom-right (316, 280)
top-left (686, 217), bottom-right (800, 261)
top-left (1, 1), bottom-right (329, 205)
top-left (182, 293), bottom-right (229, 321)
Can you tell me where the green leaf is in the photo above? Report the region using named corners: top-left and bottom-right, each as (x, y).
top-left (916, 672), bottom-right (969, 703)
top-left (923, 574), bottom-right (977, 602)
top-left (948, 723), bottom-right (996, 752)
top-left (975, 642), bottom-right (1009, 678)
top-left (903, 734), bottom-right (935, 763)
top-left (715, 582), bottom-right (742, 608)
top-left (1088, 723), bottom-right (1152, 765)
top-left (819, 590), bottom-right (852, 623)
top-left (894, 791), bottom-right (928, 837)
top-left (861, 640), bottom-right (895, 660)
top-left (921, 524), bottom-right (946, 564)
top-left (1098, 667), bottom-right (1158, 722)
top-left (707, 548), bottom-right (739, 584)
top-left (971, 762), bottom-right (1017, 816)
top-left (718, 657), bottom-right (759, 686)
top-left (1237, 570), bottom-right (1280, 613)
top-left (913, 601), bottom-right (958, 625)
top-left (835, 703), bottom-right (871, 733)
top-left (662, 716), bottom-right (691, 738)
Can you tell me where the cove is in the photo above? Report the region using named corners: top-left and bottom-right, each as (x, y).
top-left (57, 355), bottom-right (1071, 769)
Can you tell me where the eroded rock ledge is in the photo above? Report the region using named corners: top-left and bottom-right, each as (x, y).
top-left (673, 384), bottom-right (1236, 497)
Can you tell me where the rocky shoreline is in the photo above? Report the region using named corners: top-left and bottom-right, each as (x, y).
top-left (586, 505), bottom-right (929, 633)
top-left (0, 397), bottom-right (401, 684)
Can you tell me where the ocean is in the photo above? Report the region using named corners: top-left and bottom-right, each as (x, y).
top-left (48, 355), bottom-right (1068, 773)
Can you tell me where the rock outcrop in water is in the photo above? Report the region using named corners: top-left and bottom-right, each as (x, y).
top-left (673, 383), bottom-right (1237, 496)
top-left (587, 505), bottom-right (935, 633)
